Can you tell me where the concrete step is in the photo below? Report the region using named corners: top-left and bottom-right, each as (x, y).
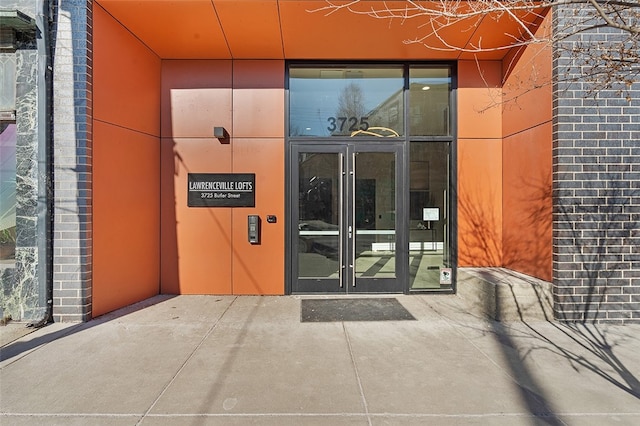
top-left (457, 267), bottom-right (554, 321)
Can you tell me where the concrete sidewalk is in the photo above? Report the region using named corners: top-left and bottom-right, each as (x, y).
top-left (1, 294), bottom-right (639, 425)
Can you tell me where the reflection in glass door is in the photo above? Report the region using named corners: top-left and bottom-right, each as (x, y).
top-left (296, 150), bottom-right (341, 288)
top-left (292, 145), bottom-right (403, 293)
top-left (409, 142), bottom-right (452, 290)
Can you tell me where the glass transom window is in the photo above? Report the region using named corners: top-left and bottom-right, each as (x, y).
top-left (409, 68), bottom-right (451, 136)
top-left (289, 67), bottom-right (404, 138)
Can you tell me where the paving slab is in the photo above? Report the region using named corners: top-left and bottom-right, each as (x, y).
top-left (345, 320), bottom-right (529, 415)
top-left (0, 414), bottom-right (142, 426)
top-left (426, 301), bottom-right (640, 416)
top-left (1, 294), bottom-right (639, 426)
top-left (150, 296), bottom-right (366, 415)
top-left (0, 323), bottom-right (37, 347)
top-left (141, 414), bottom-right (370, 425)
top-left (0, 296), bottom-right (233, 415)
top-left (1, 322), bottom-right (80, 367)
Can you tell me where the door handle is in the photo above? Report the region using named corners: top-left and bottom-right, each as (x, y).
top-left (339, 153), bottom-right (344, 287)
top-left (352, 152), bottom-right (356, 286)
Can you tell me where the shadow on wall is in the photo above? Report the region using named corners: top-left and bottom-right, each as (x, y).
top-left (46, 0), bottom-right (91, 321)
top-left (457, 179), bottom-right (503, 267)
top-left (160, 141), bottom-right (181, 293)
top-left (502, 171), bottom-right (553, 281)
top-left (164, 143), bottom-right (272, 296)
top-left (162, 144), bottom-right (270, 295)
top-left (160, 60), bottom-right (285, 296)
top-left (457, 153), bottom-right (552, 281)
top-left (554, 179), bottom-right (639, 323)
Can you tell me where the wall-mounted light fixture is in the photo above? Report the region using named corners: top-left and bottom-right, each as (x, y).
top-left (214, 126), bottom-right (229, 143)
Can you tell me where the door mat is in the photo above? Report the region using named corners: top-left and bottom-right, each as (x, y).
top-left (301, 298), bottom-right (416, 322)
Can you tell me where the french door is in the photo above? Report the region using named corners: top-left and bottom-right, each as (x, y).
top-left (291, 143), bottom-right (404, 293)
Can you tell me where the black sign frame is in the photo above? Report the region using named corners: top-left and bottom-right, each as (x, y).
top-left (188, 173), bottom-right (255, 207)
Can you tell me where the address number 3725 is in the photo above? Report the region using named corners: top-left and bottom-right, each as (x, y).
top-left (327, 116), bottom-right (370, 132)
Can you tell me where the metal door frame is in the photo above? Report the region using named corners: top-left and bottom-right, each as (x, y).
top-left (289, 142), bottom-right (406, 294)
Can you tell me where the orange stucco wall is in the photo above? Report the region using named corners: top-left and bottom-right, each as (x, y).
top-left (92, 1), bottom-right (552, 313)
top-left (501, 14), bottom-right (553, 281)
top-left (457, 61), bottom-right (504, 267)
top-left (160, 60), bottom-right (285, 295)
top-left (456, 22), bottom-right (553, 282)
top-left (93, 5), bottom-right (161, 317)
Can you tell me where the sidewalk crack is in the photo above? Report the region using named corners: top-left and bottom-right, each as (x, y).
top-left (136, 296), bottom-right (238, 426)
top-left (343, 322), bottom-right (372, 426)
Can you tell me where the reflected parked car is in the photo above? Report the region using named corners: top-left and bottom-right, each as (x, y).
top-left (298, 220), bottom-right (339, 259)
top-left (298, 220), bottom-right (382, 259)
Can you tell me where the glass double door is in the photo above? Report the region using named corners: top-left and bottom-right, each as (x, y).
top-left (292, 144), bottom-right (404, 293)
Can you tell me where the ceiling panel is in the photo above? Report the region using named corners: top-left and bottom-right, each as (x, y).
top-left (96, 0), bottom-right (548, 61)
top-left (98, 0), bottom-right (230, 59)
top-left (214, 0), bottom-right (284, 58)
top-left (278, 0), bottom-right (465, 60)
top-left (459, 7), bottom-right (549, 60)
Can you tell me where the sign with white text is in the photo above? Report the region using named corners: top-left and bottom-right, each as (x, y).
top-left (188, 173), bottom-right (255, 207)
top-left (423, 208), bottom-right (440, 221)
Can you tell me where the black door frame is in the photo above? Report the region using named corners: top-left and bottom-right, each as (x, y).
top-left (284, 61), bottom-right (458, 295)
top-left (290, 142), bottom-right (406, 294)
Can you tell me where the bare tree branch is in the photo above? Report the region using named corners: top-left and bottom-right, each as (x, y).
top-left (312, 1), bottom-right (640, 97)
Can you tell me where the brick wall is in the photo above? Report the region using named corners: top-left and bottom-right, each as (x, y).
top-left (52, 0), bottom-right (93, 322)
top-left (552, 5), bottom-right (640, 323)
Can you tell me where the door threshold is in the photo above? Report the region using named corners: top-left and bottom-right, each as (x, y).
top-left (293, 293), bottom-right (403, 299)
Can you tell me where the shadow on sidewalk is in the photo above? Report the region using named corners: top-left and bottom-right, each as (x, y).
top-left (471, 284), bottom-right (639, 424)
top-left (0, 295), bottom-right (176, 364)
top-left (426, 289), bottom-right (639, 425)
